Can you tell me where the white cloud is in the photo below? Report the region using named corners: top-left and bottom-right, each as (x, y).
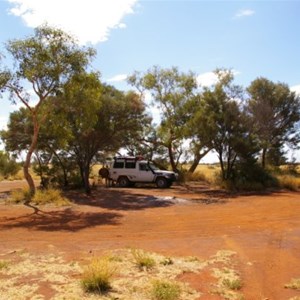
top-left (291, 84), bottom-right (300, 96)
top-left (196, 72), bottom-right (218, 87)
top-left (107, 74), bottom-right (128, 82)
top-left (0, 116), bottom-right (8, 130)
top-left (196, 70), bottom-right (240, 87)
top-left (8, 0), bottom-right (138, 44)
top-left (234, 9), bottom-right (255, 19)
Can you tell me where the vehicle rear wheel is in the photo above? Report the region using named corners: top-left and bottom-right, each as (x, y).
top-left (156, 177), bottom-right (168, 188)
top-left (118, 176), bottom-right (130, 187)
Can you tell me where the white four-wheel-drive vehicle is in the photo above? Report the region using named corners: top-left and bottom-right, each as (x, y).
top-left (99, 156), bottom-right (178, 188)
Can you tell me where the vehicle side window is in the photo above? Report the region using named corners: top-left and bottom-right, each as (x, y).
top-left (139, 164), bottom-right (149, 171)
top-left (113, 161), bottom-right (124, 168)
top-left (125, 161), bottom-right (136, 169)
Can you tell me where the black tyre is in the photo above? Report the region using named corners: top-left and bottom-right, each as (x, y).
top-left (118, 176), bottom-right (130, 187)
top-left (156, 177), bottom-right (168, 188)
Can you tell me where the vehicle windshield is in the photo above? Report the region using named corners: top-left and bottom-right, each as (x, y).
top-left (148, 162), bottom-right (159, 171)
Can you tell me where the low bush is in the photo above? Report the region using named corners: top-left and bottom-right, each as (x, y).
top-left (151, 280), bottom-right (181, 300)
top-left (218, 163), bottom-right (278, 191)
top-left (0, 151), bottom-right (21, 180)
top-left (81, 257), bottom-right (116, 294)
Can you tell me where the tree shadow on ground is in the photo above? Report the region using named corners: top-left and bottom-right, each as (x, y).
top-left (66, 188), bottom-right (176, 211)
top-left (0, 207), bottom-right (121, 232)
top-left (176, 182), bottom-right (281, 200)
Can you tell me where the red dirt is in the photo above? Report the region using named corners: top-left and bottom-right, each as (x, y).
top-left (0, 181), bottom-right (300, 299)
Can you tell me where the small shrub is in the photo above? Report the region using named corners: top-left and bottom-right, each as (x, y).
top-left (32, 188), bottom-right (70, 206)
top-left (131, 249), bottom-right (155, 270)
top-left (285, 278), bottom-right (300, 290)
top-left (0, 260), bottom-right (9, 270)
top-left (81, 257), bottom-right (116, 294)
top-left (222, 278), bottom-right (243, 290)
top-left (151, 280), bottom-right (181, 300)
top-left (0, 151), bottom-right (21, 179)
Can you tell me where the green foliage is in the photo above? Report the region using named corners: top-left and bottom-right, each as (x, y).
top-left (1, 24), bottom-right (95, 195)
top-left (151, 280), bottom-right (181, 300)
top-left (226, 162), bottom-right (278, 191)
top-left (131, 249), bottom-right (155, 271)
top-left (81, 257), bottom-right (116, 294)
top-left (247, 78), bottom-right (300, 167)
top-left (129, 66), bottom-right (198, 172)
top-left (0, 151), bottom-right (21, 179)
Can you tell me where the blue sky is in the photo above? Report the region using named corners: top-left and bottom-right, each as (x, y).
top-left (0, 0), bottom-right (300, 161)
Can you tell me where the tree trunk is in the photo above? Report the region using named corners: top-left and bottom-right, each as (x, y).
top-left (24, 115), bottom-right (40, 198)
top-left (167, 142), bottom-right (178, 173)
top-left (218, 150), bottom-right (226, 180)
top-left (83, 164), bottom-right (91, 194)
top-left (261, 148), bottom-right (267, 169)
top-left (50, 148), bottom-right (69, 186)
top-left (188, 148), bottom-right (211, 174)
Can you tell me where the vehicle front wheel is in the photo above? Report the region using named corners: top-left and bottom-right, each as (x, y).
top-left (118, 176), bottom-right (130, 187)
top-left (156, 177), bottom-right (168, 188)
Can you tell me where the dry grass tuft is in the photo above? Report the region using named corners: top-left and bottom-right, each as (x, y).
top-left (277, 175), bottom-right (300, 191)
top-left (151, 279), bottom-right (181, 300)
top-left (8, 188), bottom-right (71, 206)
top-left (32, 188), bottom-right (71, 206)
top-left (131, 248), bottom-right (156, 271)
top-left (285, 278), bottom-right (300, 290)
top-left (81, 257), bottom-right (117, 294)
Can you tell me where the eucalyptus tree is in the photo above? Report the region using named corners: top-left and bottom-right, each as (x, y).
top-left (0, 25), bottom-right (95, 195)
top-left (128, 66), bottom-right (198, 172)
top-left (247, 78), bottom-right (300, 167)
top-left (1, 103), bottom-right (74, 187)
top-left (198, 69), bottom-right (256, 180)
top-left (56, 73), bottom-right (149, 193)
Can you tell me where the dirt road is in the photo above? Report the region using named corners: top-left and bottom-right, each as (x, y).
top-left (0, 181), bottom-right (300, 299)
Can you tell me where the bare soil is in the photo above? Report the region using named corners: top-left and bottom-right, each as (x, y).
top-left (0, 180), bottom-right (300, 299)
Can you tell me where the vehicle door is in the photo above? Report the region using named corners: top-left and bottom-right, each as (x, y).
top-left (138, 162), bottom-right (155, 182)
